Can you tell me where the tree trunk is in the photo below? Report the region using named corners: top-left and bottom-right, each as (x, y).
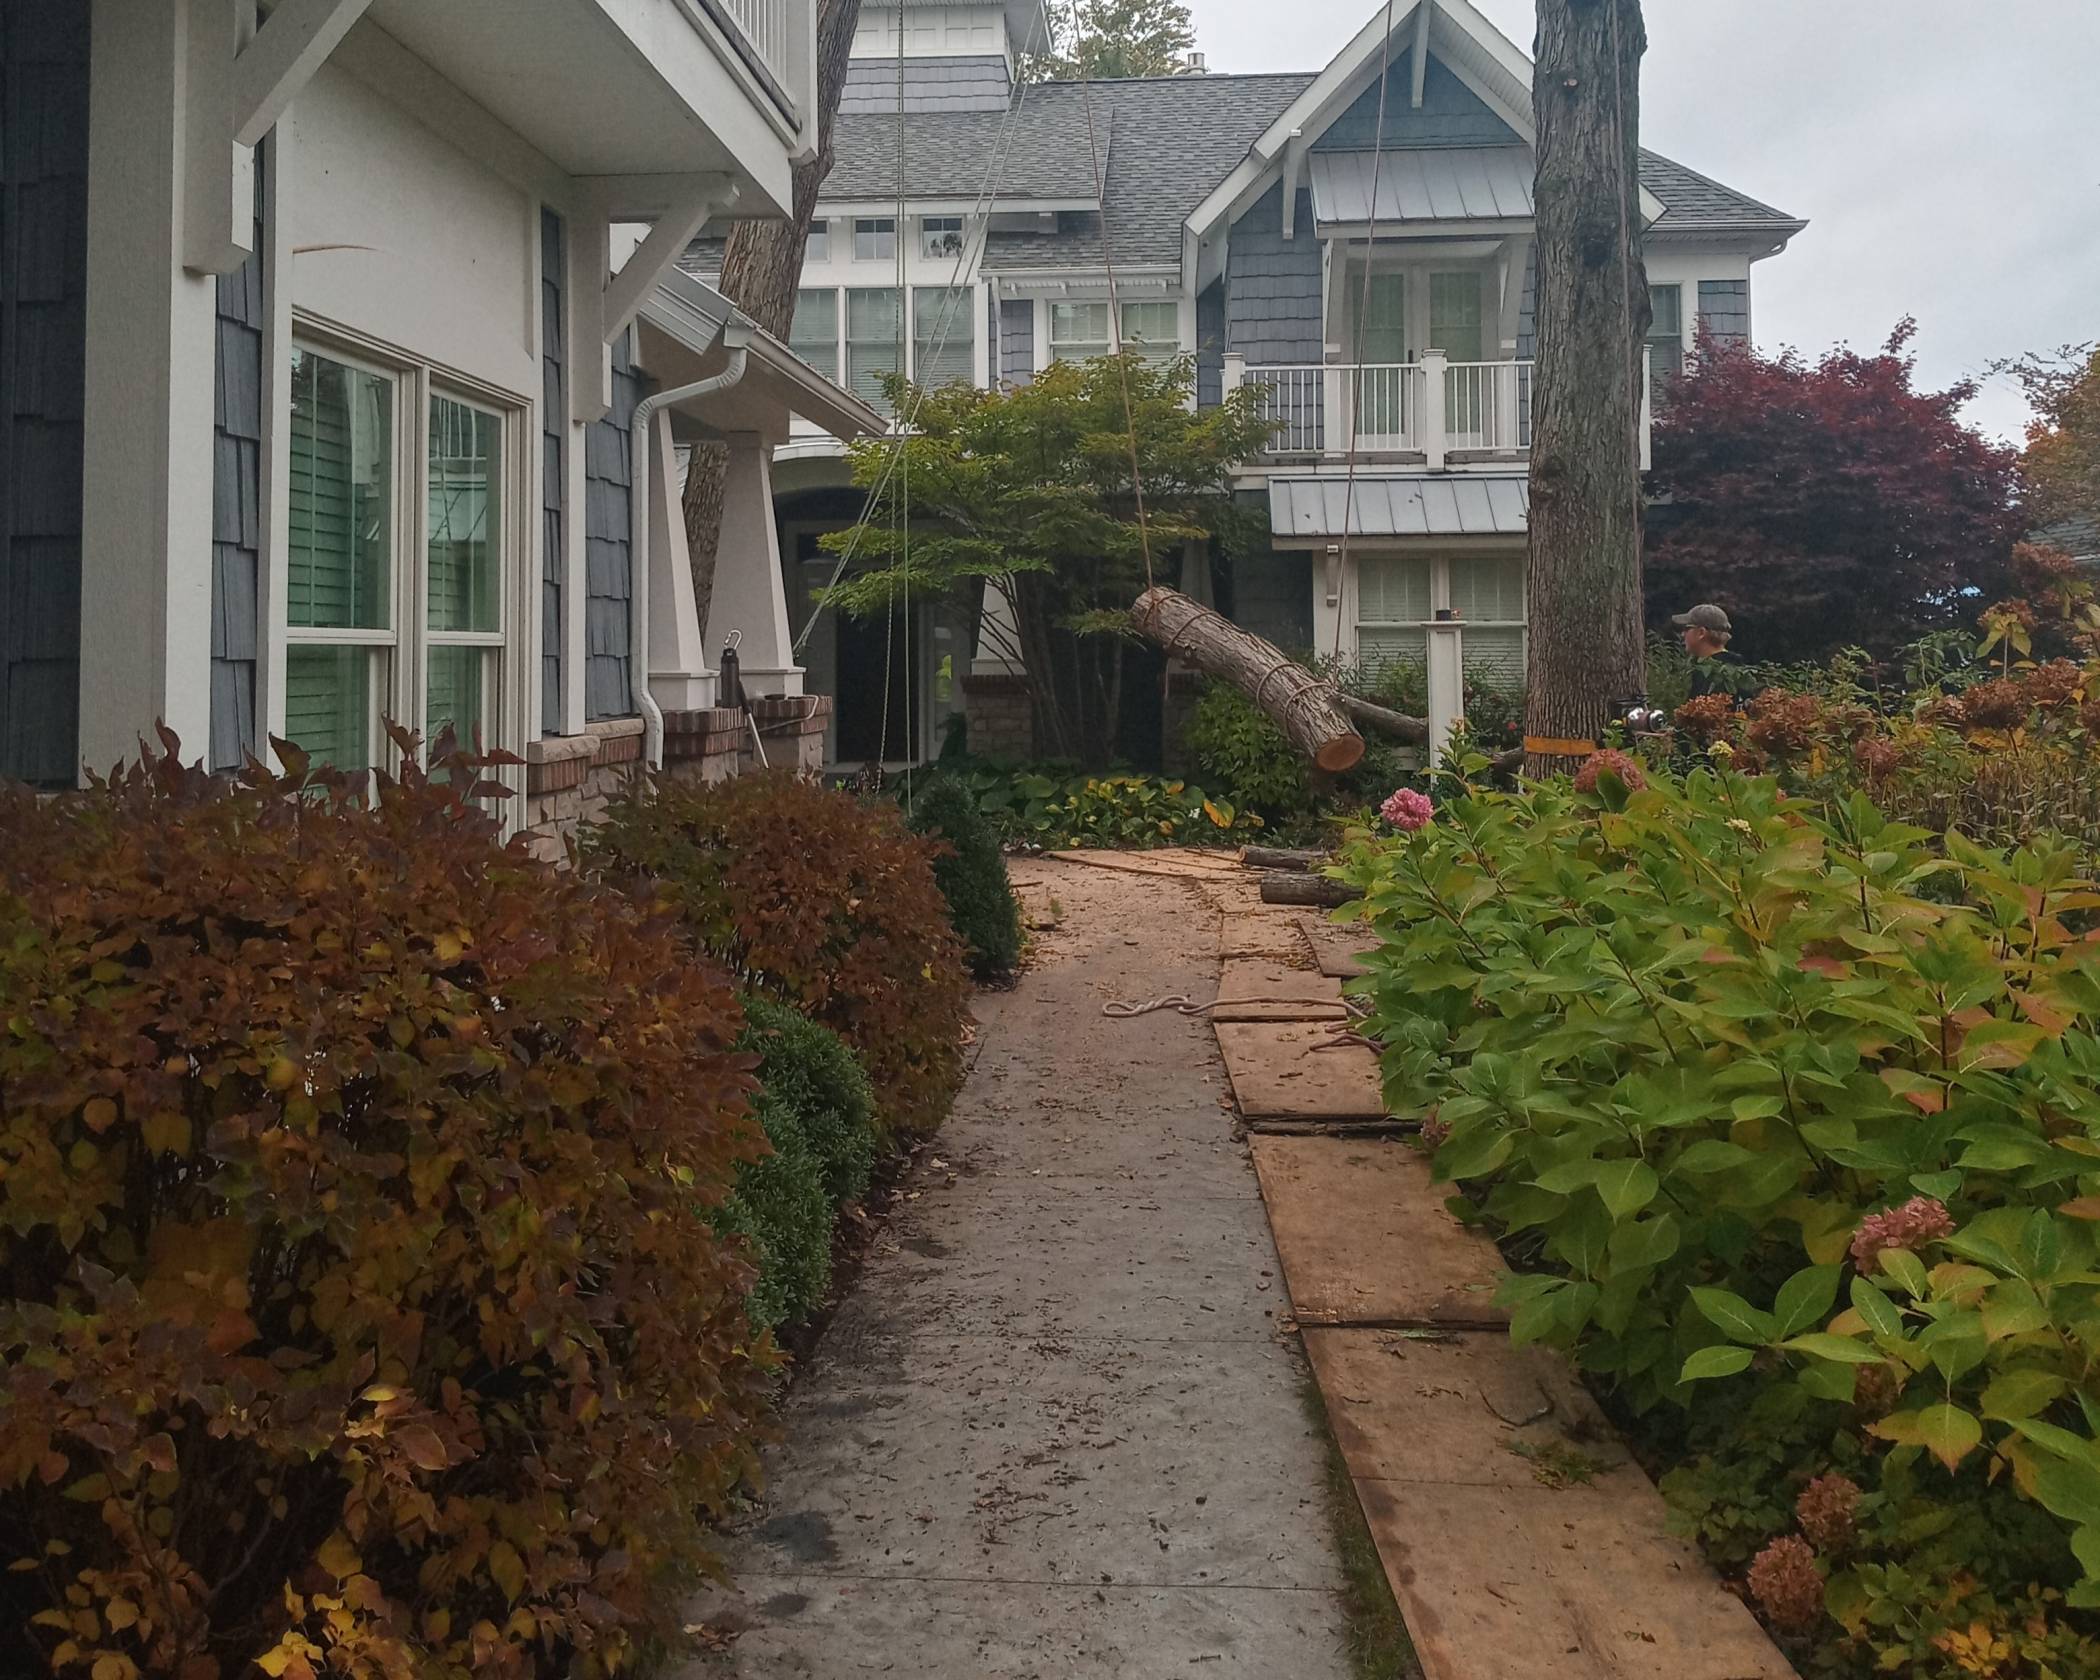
top-left (1525, 0), bottom-right (1651, 777)
top-left (1130, 587), bottom-right (1364, 772)
top-left (681, 0), bottom-right (864, 636)
top-left (1259, 873), bottom-right (1363, 908)
top-left (1335, 693), bottom-right (1429, 745)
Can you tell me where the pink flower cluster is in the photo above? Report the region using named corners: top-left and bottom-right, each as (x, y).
top-left (1849, 1196), bottom-right (1955, 1271)
top-left (1747, 1536), bottom-right (1825, 1634)
top-left (1381, 787), bottom-right (1435, 832)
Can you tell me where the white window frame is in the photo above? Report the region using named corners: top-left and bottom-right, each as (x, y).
top-left (789, 285), bottom-right (842, 381)
top-left (1646, 282), bottom-right (1685, 385)
top-left (1335, 248), bottom-right (1497, 364)
top-left (280, 323), bottom-right (530, 784)
top-left (1117, 298), bottom-right (1182, 364)
top-left (1048, 298), bottom-right (1112, 362)
top-left (1355, 553), bottom-right (1526, 688)
top-left (920, 215), bottom-right (964, 260)
top-left (805, 220), bottom-right (831, 264)
top-left (853, 217), bottom-right (897, 263)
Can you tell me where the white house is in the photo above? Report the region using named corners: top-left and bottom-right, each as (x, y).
top-left (685, 0), bottom-right (1804, 765)
top-left (0, 0), bottom-right (878, 842)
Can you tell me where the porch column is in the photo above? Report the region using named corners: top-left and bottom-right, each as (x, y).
top-left (77, 0), bottom-right (223, 772)
top-left (1426, 619), bottom-right (1464, 769)
top-left (1420, 348), bottom-right (1448, 471)
top-left (704, 432), bottom-right (802, 697)
top-left (645, 421), bottom-right (716, 711)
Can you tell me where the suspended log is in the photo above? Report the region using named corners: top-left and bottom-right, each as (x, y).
top-left (1242, 845), bottom-right (1328, 872)
top-left (1132, 587), bottom-right (1364, 773)
top-left (1260, 873), bottom-right (1363, 908)
top-left (1336, 693), bottom-right (1430, 745)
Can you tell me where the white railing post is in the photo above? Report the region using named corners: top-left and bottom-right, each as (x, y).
top-left (1426, 620), bottom-right (1464, 769)
top-left (1639, 352), bottom-right (1653, 472)
top-left (1221, 350), bottom-right (1246, 395)
top-left (1421, 348), bottom-right (1447, 470)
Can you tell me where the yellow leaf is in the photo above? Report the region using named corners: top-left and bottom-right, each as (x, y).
top-left (256, 1649), bottom-right (293, 1679)
top-left (488, 1540), bottom-right (525, 1605)
top-left (315, 1530), bottom-right (361, 1580)
top-left (92, 1653), bottom-right (133, 1680)
top-left (81, 1097), bottom-right (118, 1133)
top-left (140, 1110), bottom-right (190, 1155)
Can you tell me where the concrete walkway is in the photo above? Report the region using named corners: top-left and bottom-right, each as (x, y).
top-left (687, 857), bottom-right (1354, 1677)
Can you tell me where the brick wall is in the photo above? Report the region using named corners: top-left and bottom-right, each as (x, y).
top-left (962, 673), bottom-right (1034, 762)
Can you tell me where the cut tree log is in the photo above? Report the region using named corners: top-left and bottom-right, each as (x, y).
top-left (1336, 693), bottom-right (1429, 745)
top-left (1242, 845), bottom-right (1328, 872)
top-left (1260, 873), bottom-right (1363, 908)
top-left (1131, 587), bottom-right (1364, 772)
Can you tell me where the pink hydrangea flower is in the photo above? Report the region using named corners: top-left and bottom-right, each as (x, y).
top-left (1381, 787), bottom-right (1435, 831)
top-left (1850, 1196), bottom-right (1955, 1271)
top-left (1573, 747), bottom-right (1647, 796)
top-left (1747, 1536), bottom-right (1825, 1634)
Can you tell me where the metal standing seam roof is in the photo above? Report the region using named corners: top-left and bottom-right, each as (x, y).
top-left (1269, 473), bottom-right (1530, 541)
top-left (1308, 145), bottom-right (1534, 224)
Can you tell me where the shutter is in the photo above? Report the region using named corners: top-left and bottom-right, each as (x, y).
top-left (1357, 556), bottom-right (1432, 624)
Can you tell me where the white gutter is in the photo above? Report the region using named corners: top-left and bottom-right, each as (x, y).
top-left (627, 319), bottom-right (753, 769)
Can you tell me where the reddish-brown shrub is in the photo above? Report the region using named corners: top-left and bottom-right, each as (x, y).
top-left (1959, 677), bottom-right (2031, 730)
top-left (1742, 689), bottom-right (1825, 757)
top-left (589, 772), bottom-right (969, 1136)
top-left (2024, 658), bottom-right (2084, 712)
top-left (1572, 748), bottom-right (1646, 796)
top-left (1672, 693), bottom-right (1736, 745)
top-left (0, 733), bottom-right (768, 1680)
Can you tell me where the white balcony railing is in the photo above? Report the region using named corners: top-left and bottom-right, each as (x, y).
top-left (1229, 352), bottom-right (1535, 466)
top-left (701, 0), bottom-right (797, 109)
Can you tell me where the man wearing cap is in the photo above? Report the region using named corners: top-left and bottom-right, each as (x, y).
top-left (1671, 603), bottom-right (1738, 698)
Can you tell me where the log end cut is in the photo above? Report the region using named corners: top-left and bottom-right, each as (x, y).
top-left (1315, 734), bottom-right (1366, 774)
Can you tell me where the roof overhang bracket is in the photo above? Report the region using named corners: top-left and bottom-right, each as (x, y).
top-left (184, 0), bottom-right (377, 274)
top-left (1280, 135), bottom-right (1307, 240)
top-left (1410, 0), bottom-right (1433, 107)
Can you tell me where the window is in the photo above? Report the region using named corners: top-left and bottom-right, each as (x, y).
top-left (853, 217), bottom-right (896, 263)
top-left (1049, 300), bottom-right (1111, 362)
top-left (1355, 556), bottom-right (1432, 677)
top-left (1355, 555), bottom-right (1526, 691)
top-left (1646, 283), bottom-right (1684, 388)
top-left (805, 221), bottom-right (830, 264)
top-left (846, 287), bottom-right (902, 412)
top-left (790, 287), bottom-right (840, 381)
top-left (912, 286), bottom-right (974, 389)
top-left (1446, 555), bottom-right (1525, 689)
top-left (1119, 300), bottom-right (1181, 365)
top-left (920, 215), bottom-right (964, 260)
top-left (286, 347), bottom-right (395, 769)
top-left (284, 341), bottom-right (513, 773)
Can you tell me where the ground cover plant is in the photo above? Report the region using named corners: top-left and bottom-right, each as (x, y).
top-left (0, 732), bottom-right (769, 1680)
top-left (1335, 755), bottom-right (2100, 1674)
top-left (948, 761), bottom-right (1264, 850)
top-left (588, 771), bottom-right (969, 1138)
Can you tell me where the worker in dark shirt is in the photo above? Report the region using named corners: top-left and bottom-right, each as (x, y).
top-left (1671, 603), bottom-right (1738, 698)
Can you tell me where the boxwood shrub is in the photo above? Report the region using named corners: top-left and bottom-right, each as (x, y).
top-left (907, 774), bottom-right (1023, 979)
top-left (719, 994), bottom-right (878, 1330)
top-left (589, 771), bottom-right (969, 1137)
top-left (0, 735), bottom-right (768, 1680)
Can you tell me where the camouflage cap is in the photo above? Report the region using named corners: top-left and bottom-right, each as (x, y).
top-left (1668, 604), bottom-right (1733, 634)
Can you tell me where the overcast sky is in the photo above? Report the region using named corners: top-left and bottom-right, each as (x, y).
top-left (1191, 0), bottom-right (2100, 442)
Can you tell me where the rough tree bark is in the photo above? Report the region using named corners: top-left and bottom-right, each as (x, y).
top-left (1130, 587), bottom-right (1364, 772)
top-left (1525, 0), bottom-right (1651, 776)
top-left (681, 0), bottom-right (864, 636)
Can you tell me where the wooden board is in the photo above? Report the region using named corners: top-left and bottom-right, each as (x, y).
top-left (1214, 1020), bottom-right (1386, 1121)
top-left (1211, 959), bottom-right (1346, 1023)
top-left (1218, 914), bottom-right (1311, 959)
top-left (1297, 914), bottom-right (1378, 979)
top-left (1250, 1135), bottom-right (1506, 1327)
top-left (1047, 848), bottom-right (1244, 878)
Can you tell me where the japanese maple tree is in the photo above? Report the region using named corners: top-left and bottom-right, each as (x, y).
top-left (1644, 320), bottom-right (2023, 662)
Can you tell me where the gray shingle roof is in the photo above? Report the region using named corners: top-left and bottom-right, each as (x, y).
top-left (823, 96), bottom-right (1112, 203)
top-left (2032, 514), bottom-right (2100, 562)
top-left (1639, 150), bottom-right (1804, 232)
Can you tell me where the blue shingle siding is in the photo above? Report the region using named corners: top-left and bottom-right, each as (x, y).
top-left (209, 146), bottom-right (266, 772)
top-left (1225, 184), bottom-right (1325, 366)
top-left (998, 297), bottom-right (1033, 385)
top-left (0, 0), bottom-right (89, 786)
top-left (584, 331), bottom-right (647, 721)
top-left (540, 209), bottom-right (566, 734)
top-left (1195, 281), bottom-right (1225, 409)
top-left (1313, 52), bottom-right (1520, 151)
top-left (1697, 279), bottom-right (1749, 347)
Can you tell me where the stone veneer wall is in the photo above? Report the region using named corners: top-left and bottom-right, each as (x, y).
top-left (961, 674), bottom-right (1033, 762)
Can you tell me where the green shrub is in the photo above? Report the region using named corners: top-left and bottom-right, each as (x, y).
top-left (1179, 682), bottom-right (1313, 826)
top-left (907, 774), bottom-right (1024, 978)
top-left (0, 733), bottom-right (767, 1680)
top-left (961, 766), bottom-right (1262, 849)
top-left (588, 770), bottom-right (969, 1137)
top-left (718, 996), bottom-right (877, 1330)
top-left (1337, 762), bottom-right (2100, 1650)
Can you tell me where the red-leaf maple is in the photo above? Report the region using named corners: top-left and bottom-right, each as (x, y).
top-left (1644, 320), bottom-right (2023, 662)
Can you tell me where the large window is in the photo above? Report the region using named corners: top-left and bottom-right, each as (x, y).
top-left (920, 215), bottom-right (963, 260)
top-left (790, 287), bottom-right (840, 381)
top-left (805, 221), bottom-right (830, 264)
top-left (846, 287), bottom-right (902, 412)
top-left (1647, 284), bottom-right (1684, 388)
top-left (912, 286), bottom-right (974, 389)
top-left (1356, 554), bottom-right (1525, 691)
top-left (284, 341), bottom-right (512, 772)
top-left (1119, 300), bottom-right (1181, 365)
top-left (1049, 300), bottom-right (1111, 362)
top-left (852, 217), bottom-right (896, 263)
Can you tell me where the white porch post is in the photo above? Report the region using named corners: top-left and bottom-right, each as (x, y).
top-left (705, 432), bottom-right (802, 697)
top-left (645, 420), bottom-right (716, 711)
top-left (1639, 353), bottom-right (1653, 472)
top-left (1426, 619), bottom-right (1464, 769)
top-left (78, 0), bottom-right (221, 773)
top-left (1221, 351), bottom-right (1246, 395)
top-left (1421, 347), bottom-right (1448, 470)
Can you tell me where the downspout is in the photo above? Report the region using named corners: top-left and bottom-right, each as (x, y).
top-left (627, 319), bottom-right (752, 769)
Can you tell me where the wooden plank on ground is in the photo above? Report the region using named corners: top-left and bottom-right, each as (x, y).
top-left (1297, 914), bottom-right (1377, 979)
top-left (1215, 1020), bottom-right (1385, 1121)
top-left (1219, 914), bottom-right (1309, 959)
top-left (1048, 848), bottom-right (1243, 879)
top-left (1212, 959), bottom-right (1346, 1023)
top-left (1250, 1135), bottom-right (1506, 1327)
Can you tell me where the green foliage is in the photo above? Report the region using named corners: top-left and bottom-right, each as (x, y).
top-left (1179, 682), bottom-right (1314, 827)
top-left (957, 763), bottom-right (1263, 849)
top-left (907, 774), bottom-right (1024, 979)
top-left (820, 355), bottom-right (1275, 762)
top-left (718, 995), bottom-right (878, 1331)
top-left (1337, 762), bottom-right (2100, 1621)
top-left (588, 771), bottom-right (970, 1137)
top-left (1034, 0), bottom-right (1195, 79)
top-left (0, 732), bottom-right (769, 1680)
